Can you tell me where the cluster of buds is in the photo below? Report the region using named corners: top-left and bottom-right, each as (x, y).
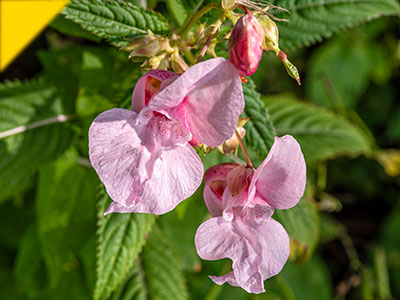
top-left (120, 33), bottom-right (189, 73)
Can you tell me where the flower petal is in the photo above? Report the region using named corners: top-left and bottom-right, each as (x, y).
top-left (203, 163), bottom-right (238, 216)
top-left (131, 70), bottom-right (178, 113)
top-left (249, 135), bottom-right (306, 209)
top-left (89, 108), bottom-right (203, 214)
top-left (150, 58), bottom-right (244, 146)
top-left (195, 209), bottom-right (289, 294)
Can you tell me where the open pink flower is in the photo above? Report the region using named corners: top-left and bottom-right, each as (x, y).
top-left (89, 58), bottom-right (244, 215)
top-left (195, 135), bottom-right (306, 293)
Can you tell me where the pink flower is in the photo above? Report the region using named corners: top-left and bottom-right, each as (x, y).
top-left (229, 14), bottom-right (264, 77)
top-left (89, 58), bottom-right (244, 215)
top-left (195, 135), bottom-right (306, 293)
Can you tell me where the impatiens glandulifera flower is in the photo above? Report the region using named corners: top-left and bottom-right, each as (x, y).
top-left (228, 13), bottom-right (264, 77)
top-left (195, 135), bottom-right (306, 293)
top-left (89, 58), bottom-right (244, 215)
top-left (149, 57), bottom-right (244, 147)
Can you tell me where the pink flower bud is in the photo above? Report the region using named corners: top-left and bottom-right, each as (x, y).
top-left (228, 14), bottom-right (264, 77)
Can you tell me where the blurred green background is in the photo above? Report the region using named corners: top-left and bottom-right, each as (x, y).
top-left (0, 2), bottom-right (399, 300)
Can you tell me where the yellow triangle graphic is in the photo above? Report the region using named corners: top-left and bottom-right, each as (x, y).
top-left (0, 0), bottom-right (69, 71)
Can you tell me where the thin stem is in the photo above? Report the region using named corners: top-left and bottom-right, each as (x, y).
top-left (196, 19), bottom-right (222, 63)
top-left (179, 2), bottom-right (220, 38)
top-left (0, 114), bottom-right (73, 139)
top-left (183, 48), bottom-right (196, 65)
top-left (235, 129), bottom-right (253, 168)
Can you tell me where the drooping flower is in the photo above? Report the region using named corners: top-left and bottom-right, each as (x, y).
top-left (89, 58), bottom-right (244, 215)
top-left (228, 13), bottom-right (264, 77)
top-left (195, 135), bottom-right (306, 293)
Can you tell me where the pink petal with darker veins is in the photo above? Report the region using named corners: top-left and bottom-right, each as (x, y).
top-left (248, 135), bottom-right (306, 209)
top-left (195, 208), bottom-right (289, 294)
top-left (149, 58), bottom-right (244, 146)
top-left (89, 108), bottom-right (203, 215)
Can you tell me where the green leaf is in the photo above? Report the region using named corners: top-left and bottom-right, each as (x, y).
top-left (163, 0), bottom-right (201, 26)
top-left (38, 47), bottom-right (84, 113)
top-left (50, 15), bottom-right (102, 42)
top-left (95, 192), bottom-right (155, 300)
top-left (110, 226), bottom-right (188, 300)
top-left (272, 0), bottom-right (400, 49)
top-left (374, 247), bottom-right (392, 300)
top-left (263, 95), bottom-right (372, 161)
top-left (274, 187), bottom-right (320, 263)
top-left (0, 80), bottom-right (74, 201)
top-left (241, 80), bottom-right (276, 166)
top-left (36, 149), bottom-right (98, 289)
top-left (159, 189), bottom-right (208, 272)
top-left (14, 224), bottom-right (47, 297)
top-left (62, 0), bottom-right (170, 47)
top-left (264, 255), bottom-right (333, 300)
top-left (306, 33), bottom-right (374, 109)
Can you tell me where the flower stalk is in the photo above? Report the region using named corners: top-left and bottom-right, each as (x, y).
top-left (179, 2), bottom-right (220, 38)
top-left (235, 129), bottom-right (253, 168)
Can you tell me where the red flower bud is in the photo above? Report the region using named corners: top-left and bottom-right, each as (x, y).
top-left (228, 14), bottom-right (264, 77)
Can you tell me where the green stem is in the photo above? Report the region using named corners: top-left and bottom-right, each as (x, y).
top-left (235, 129), bottom-right (253, 168)
top-left (179, 2), bottom-right (220, 38)
top-left (183, 48), bottom-right (196, 65)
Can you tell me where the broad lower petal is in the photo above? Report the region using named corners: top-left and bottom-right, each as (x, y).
top-left (195, 209), bottom-right (289, 294)
top-left (150, 58), bottom-right (244, 146)
top-left (249, 135), bottom-right (306, 209)
top-left (89, 108), bottom-right (203, 214)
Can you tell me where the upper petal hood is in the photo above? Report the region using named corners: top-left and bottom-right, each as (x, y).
top-left (89, 108), bottom-right (203, 214)
top-left (131, 69), bottom-right (178, 113)
top-left (203, 163), bottom-right (239, 217)
top-left (249, 135), bottom-right (306, 209)
top-left (149, 58), bottom-right (244, 146)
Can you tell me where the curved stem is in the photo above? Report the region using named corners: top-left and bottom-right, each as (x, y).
top-left (235, 129), bottom-right (253, 168)
top-left (179, 2), bottom-right (220, 38)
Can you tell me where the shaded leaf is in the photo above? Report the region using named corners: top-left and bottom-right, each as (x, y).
top-left (36, 149), bottom-right (98, 289)
top-left (0, 80), bottom-right (74, 202)
top-left (264, 255), bottom-right (333, 300)
top-left (242, 80), bottom-right (276, 166)
top-left (274, 187), bottom-right (320, 263)
top-left (95, 192), bottom-right (155, 300)
top-left (272, 0), bottom-right (400, 49)
top-left (110, 227), bottom-right (188, 300)
top-left (263, 95), bottom-right (372, 161)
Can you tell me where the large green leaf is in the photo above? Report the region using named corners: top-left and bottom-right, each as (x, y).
top-left (36, 149), bottom-right (98, 292)
top-left (272, 0), bottom-right (400, 49)
top-left (263, 95), bottom-right (373, 161)
top-left (62, 0), bottom-right (170, 47)
top-left (274, 187), bottom-right (320, 263)
top-left (242, 80), bottom-right (276, 166)
top-left (0, 80), bottom-right (74, 201)
top-left (110, 226), bottom-right (188, 300)
top-left (95, 192), bottom-right (155, 300)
